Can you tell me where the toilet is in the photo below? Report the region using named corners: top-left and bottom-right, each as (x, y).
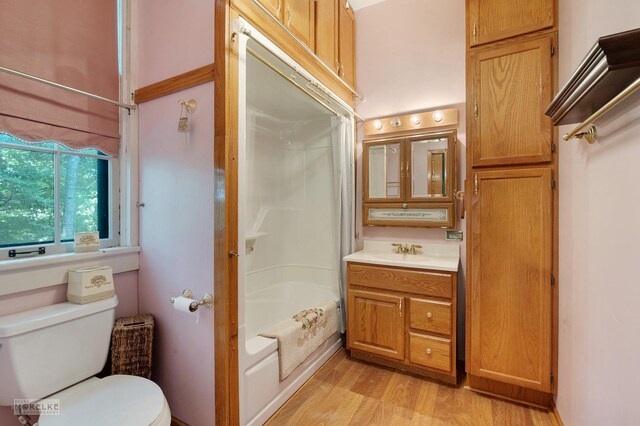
top-left (0, 296), bottom-right (171, 425)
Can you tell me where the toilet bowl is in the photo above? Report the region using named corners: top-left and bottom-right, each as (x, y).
top-left (37, 376), bottom-right (171, 426)
top-left (0, 296), bottom-right (171, 426)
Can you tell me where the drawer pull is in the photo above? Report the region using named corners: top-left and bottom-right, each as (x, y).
top-left (426, 312), bottom-right (432, 319)
top-left (426, 348), bottom-right (432, 355)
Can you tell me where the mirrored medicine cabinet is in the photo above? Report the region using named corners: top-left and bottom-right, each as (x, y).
top-left (363, 129), bottom-right (458, 228)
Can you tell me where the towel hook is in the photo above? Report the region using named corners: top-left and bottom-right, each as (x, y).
top-left (178, 99), bottom-right (197, 114)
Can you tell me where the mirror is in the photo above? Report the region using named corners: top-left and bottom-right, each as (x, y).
top-left (410, 137), bottom-right (449, 198)
top-left (362, 130), bottom-right (457, 228)
top-left (366, 142), bottom-right (402, 199)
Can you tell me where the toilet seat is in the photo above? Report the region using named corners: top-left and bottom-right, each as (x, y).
top-left (37, 375), bottom-right (171, 426)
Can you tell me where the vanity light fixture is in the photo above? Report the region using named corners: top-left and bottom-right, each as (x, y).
top-left (363, 107), bottom-right (458, 137)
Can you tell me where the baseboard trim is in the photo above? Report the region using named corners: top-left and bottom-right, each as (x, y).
top-left (171, 416), bottom-right (190, 426)
top-left (550, 403), bottom-right (564, 426)
top-left (466, 374), bottom-right (553, 409)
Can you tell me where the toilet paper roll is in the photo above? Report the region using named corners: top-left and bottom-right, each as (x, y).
top-left (173, 296), bottom-right (200, 323)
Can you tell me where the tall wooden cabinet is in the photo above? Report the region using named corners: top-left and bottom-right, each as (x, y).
top-left (468, 169), bottom-right (553, 391)
top-left (465, 0), bottom-right (558, 407)
top-left (468, 34), bottom-right (555, 166)
top-left (467, 0), bottom-right (555, 47)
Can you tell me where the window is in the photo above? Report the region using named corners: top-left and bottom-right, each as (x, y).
top-left (0, 133), bottom-right (119, 258)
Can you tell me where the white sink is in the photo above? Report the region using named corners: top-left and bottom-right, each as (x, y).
top-left (343, 240), bottom-right (459, 272)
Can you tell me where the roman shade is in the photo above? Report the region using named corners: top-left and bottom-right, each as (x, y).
top-left (0, 0), bottom-right (120, 157)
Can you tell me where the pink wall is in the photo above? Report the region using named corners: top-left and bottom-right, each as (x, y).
top-left (0, 271), bottom-right (139, 425)
top-left (355, 0), bottom-right (467, 357)
top-left (137, 84), bottom-right (215, 426)
top-left (137, 0), bottom-right (215, 88)
top-left (556, 1), bottom-right (640, 425)
top-left (136, 3), bottom-right (215, 425)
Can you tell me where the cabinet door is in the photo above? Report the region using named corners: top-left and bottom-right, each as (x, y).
top-left (469, 35), bottom-right (554, 167)
top-left (468, 168), bottom-right (552, 392)
top-left (363, 138), bottom-right (405, 203)
top-left (315, 0), bottom-right (339, 73)
top-left (338, 0), bottom-right (355, 88)
top-left (256, 0), bottom-right (283, 21)
top-left (347, 289), bottom-right (405, 360)
top-left (284, 0), bottom-right (315, 49)
top-left (468, 0), bottom-right (554, 47)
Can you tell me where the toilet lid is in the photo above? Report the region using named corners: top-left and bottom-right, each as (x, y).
top-left (38, 375), bottom-right (168, 426)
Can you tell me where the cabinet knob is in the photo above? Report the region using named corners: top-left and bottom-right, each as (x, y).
top-left (426, 348), bottom-right (432, 355)
top-left (426, 312), bottom-right (432, 319)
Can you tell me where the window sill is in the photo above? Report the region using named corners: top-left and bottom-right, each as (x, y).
top-left (0, 246), bottom-right (140, 296)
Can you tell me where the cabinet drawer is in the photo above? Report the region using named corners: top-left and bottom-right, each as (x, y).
top-left (410, 298), bottom-right (451, 336)
top-left (348, 264), bottom-right (452, 299)
top-left (409, 333), bottom-right (452, 372)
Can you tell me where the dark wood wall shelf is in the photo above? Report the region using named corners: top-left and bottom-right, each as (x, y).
top-left (546, 28), bottom-right (640, 125)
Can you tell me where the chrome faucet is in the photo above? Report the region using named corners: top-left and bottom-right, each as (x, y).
top-left (391, 243), bottom-right (423, 254)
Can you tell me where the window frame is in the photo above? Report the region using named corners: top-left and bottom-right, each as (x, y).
top-left (0, 139), bottom-right (120, 259)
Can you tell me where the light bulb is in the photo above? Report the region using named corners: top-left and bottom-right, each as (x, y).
top-left (433, 111), bottom-right (443, 122)
top-left (373, 120), bottom-right (383, 130)
top-left (411, 115), bottom-right (421, 125)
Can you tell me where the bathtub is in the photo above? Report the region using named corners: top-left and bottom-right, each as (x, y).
top-left (239, 281), bottom-right (342, 426)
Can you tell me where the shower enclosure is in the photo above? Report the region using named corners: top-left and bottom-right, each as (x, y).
top-left (235, 21), bottom-right (355, 426)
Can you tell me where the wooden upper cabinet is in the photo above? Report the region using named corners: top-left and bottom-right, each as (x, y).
top-left (338, 0), bottom-right (356, 88)
top-left (283, 0), bottom-right (315, 50)
top-left (469, 34), bottom-right (554, 167)
top-left (347, 289), bottom-right (405, 361)
top-left (256, 0), bottom-right (283, 21)
top-left (315, 0), bottom-right (339, 73)
top-left (468, 168), bottom-right (552, 392)
top-left (467, 0), bottom-right (555, 48)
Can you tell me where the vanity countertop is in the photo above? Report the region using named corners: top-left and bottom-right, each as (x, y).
top-left (344, 240), bottom-right (460, 272)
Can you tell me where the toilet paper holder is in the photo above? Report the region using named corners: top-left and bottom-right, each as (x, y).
top-left (170, 289), bottom-right (213, 312)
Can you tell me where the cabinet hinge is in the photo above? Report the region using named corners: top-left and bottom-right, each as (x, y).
top-left (551, 142), bottom-right (557, 153)
top-left (551, 179), bottom-right (556, 190)
top-left (551, 273), bottom-right (555, 286)
top-left (551, 45), bottom-right (555, 56)
top-left (551, 372), bottom-right (555, 384)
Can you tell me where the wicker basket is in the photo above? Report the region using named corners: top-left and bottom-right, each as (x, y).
top-left (110, 314), bottom-right (154, 379)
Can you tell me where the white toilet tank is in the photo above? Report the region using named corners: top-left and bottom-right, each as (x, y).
top-left (0, 296), bottom-right (118, 406)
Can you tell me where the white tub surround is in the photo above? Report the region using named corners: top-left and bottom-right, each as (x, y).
top-left (236, 20), bottom-right (355, 426)
top-left (344, 240), bottom-right (460, 272)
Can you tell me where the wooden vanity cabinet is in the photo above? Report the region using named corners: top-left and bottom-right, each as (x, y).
top-left (346, 263), bottom-right (458, 384)
top-left (467, 0), bottom-right (555, 48)
top-left (468, 33), bottom-right (555, 167)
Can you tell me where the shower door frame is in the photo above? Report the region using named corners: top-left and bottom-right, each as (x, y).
top-left (214, 2), bottom-right (358, 424)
